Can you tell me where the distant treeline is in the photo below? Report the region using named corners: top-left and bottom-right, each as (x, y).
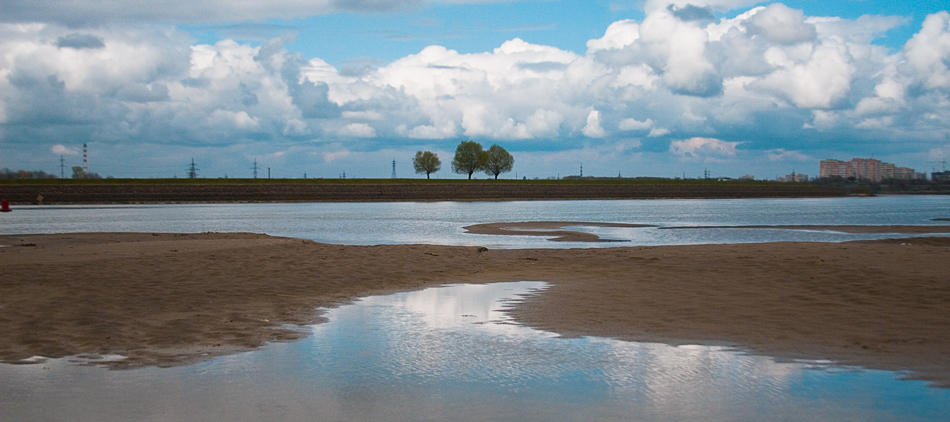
top-left (814, 176), bottom-right (950, 195)
top-left (0, 168), bottom-right (58, 179)
top-left (1, 167), bottom-right (104, 180)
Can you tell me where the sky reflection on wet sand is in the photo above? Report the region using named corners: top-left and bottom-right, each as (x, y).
top-left (2, 282), bottom-right (948, 422)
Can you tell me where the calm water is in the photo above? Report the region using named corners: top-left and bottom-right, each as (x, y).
top-left (2, 282), bottom-right (947, 422)
top-left (2, 196), bottom-right (949, 420)
top-left (1, 196), bottom-right (949, 247)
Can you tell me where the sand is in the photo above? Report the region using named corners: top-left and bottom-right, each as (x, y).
top-left (464, 221), bottom-right (653, 242)
top-left (1, 231), bottom-right (949, 387)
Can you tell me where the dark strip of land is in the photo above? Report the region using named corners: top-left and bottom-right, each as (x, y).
top-left (0, 181), bottom-right (844, 204)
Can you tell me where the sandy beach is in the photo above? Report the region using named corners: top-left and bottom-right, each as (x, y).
top-left (1, 230), bottom-right (949, 387)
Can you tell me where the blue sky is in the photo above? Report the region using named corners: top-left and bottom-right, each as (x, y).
top-left (2, 1), bottom-right (950, 179)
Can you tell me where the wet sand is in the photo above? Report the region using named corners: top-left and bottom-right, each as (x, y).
top-left (464, 221), bottom-right (653, 242)
top-left (1, 231), bottom-right (949, 387)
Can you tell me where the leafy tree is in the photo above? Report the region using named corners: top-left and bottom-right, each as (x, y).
top-left (451, 141), bottom-right (486, 179)
top-left (71, 166), bottom-right (102, 179)
top-left (483, 144), bottom-right (514, 179)
top-left (0, 168), bottom-right (57, 179)
top-left (413, 151), bottom-right (441, 179)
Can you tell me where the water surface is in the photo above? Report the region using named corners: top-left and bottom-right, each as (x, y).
top-left (2, 196), bottom-right (948, 247)
top-left (2, 282), bottom-right (947, 422)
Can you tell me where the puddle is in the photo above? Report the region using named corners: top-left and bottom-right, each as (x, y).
top-left (2, 282), bottom-right (948, 422)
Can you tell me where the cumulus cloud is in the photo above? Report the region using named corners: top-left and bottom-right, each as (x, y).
top-left (669, 137), bottom-right (739, 157)
top-left (583, 110), bottom-right (606, 138)
top-left (51, 144), bottom-right (79, 155)
top-left (766, 148), bottom-right (810, 161)
top-left (618, 118), bottom-right (653, 131)
top-left (745, 3), bottom-right (817, 45)
top-left (3, 4), bottom-right (950, 178)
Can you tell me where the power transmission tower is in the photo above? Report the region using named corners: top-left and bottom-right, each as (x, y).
top-left (187, 159), bottom-right (199, 179)
top-left (60, 156), bottom-right (66, 179)
top-left (252, 159), bottom-right (259, 179)
top-left (391, 160), bottom-right (397, 179)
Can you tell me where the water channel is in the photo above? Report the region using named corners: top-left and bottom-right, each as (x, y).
top-left (2, 196), bottom-right (949, 420)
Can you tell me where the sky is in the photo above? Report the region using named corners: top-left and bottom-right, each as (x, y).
top-left (2, 0), bottom-right (950, 180)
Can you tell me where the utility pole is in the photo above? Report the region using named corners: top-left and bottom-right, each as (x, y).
top-left (252, 159), bottom-right (259, 179)
top-left (59, 156), bottom-right (66, 179)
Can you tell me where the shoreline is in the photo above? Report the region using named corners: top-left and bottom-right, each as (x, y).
top-left (1, 232), bottom-right (949, 387)
top-left (0, 182), bottom-right (844, 204)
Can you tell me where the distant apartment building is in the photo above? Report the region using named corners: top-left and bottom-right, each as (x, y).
top-left (934, 171), bottom-right (950, 182)
top-left (738, 174), bottom-right (755, 181)
top-left (819, 158), bottom-right (917, 182)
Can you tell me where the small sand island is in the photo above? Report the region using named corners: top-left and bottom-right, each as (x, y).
top-left (1, 229), bottom-right (949, 387)
top-left (464, 221), bottom-right (654, 242)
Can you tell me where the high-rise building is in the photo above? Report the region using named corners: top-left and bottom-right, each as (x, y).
top-left (820, 158), bottom-right (916, 182)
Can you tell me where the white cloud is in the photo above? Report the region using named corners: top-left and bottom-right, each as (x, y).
top-left (756, 39), bottom-right (855, 108)
top-left (902, 11), bottom-right (950, 90)
top-left (766, 148), bottom-right (810, 161)
top-left (3, 6), bottom-right (950, 178)
top-left (587, 19), bottom-right (640, 52)
top-left (338, 122), bottom-right (377, 138)
top-left (618, 118), bottom-right (653, 131)
top-left (745, 3), bottom-right (817, 45)
top-left (669, 137), bottom-right (739, 157)
top-left (583, 110), bottom-right (606, 138)
top-left (51, 144), bottom-right (79, 155)
top-left (323, 149), bottom-right (350, 162)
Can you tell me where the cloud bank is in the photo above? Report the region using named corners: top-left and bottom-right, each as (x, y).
top-left (2, 3), bottom-right (949, 177)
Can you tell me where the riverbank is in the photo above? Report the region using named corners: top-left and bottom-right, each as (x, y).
top-left (0, 180), bottom-right (843, 204)
top-left (1, 232), bottom-right (948, 387)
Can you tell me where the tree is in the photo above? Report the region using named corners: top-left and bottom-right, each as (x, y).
top-left (483, 144), bottom-right (514, 179)
top-left (413, 151), bottom-right (441, 179)
top-left (71, 166), bottom-right (102, 179)
top-left (451, 141), bottom-right (486, 179)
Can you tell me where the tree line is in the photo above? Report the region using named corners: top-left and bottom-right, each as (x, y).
top-left (1, 167), bottom-right (103, 179)
top-left (413, 141), bottom-right (514, 179)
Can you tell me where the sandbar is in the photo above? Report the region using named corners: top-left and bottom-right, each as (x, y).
top-left (464, 221), bottom-right (653, 242)
top-left (1, 232), bottom-right (948, 387)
